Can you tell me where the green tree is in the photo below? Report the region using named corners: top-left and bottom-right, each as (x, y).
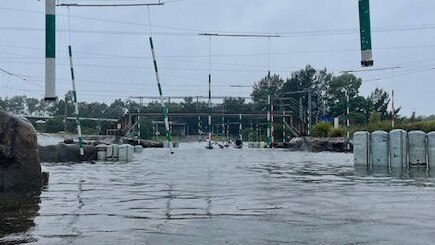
top-left (365, 88), bottom-right (390, 120)
top-left (280, 65), bottom-right (332, 122)
top-left (326, 73), bottom-right (363, 118)
top-left (45, 116), bottom-right (64, 133)
top-left (251, 74), bottom-right (284, 108)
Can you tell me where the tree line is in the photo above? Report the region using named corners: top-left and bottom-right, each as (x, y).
top-left (1, 65), bottom-right (433, 139)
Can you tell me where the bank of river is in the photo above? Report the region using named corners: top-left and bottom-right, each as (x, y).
top-left (2, 143), bottom-right (435, 244)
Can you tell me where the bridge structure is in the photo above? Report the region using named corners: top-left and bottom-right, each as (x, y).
top-left (108, 95), bottom-right (317, 141)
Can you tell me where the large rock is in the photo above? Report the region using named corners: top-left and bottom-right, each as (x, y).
top-left (0, 111), bottom-right (42, 191)
top-left (308, 137), bottom-right (352, 152)
top-left (39, 143), bottom-right (98, 163)
top-left (287, 137), bottom-right (352, 152)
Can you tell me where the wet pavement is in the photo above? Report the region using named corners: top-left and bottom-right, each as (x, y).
top-left (2, 143), bottom-right (435, 244)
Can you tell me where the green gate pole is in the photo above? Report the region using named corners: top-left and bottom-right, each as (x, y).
top-left (45, 0), bottom-right (56, 101)
top-left (359, 0), bottom-right (373, 67)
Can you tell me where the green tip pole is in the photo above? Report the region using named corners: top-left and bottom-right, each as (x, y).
top-left (359, 0), bottom-right (373, 67)
top-left (45, 0), bottom-right (56, 101)
top-left (266, 71), bottom-right (272, 148)
top-left (149, 37), bottom-right (174, 154)
top-left (207, 74), bottom-right (213, 149)
top-left (68, 45), bottom-right (84, 157)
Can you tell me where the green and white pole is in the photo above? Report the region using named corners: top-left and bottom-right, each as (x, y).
top-left (137, 106), bottom-right (141, 142)
top-left (68, 45), bottom-right (84, 157)
top-left (222, 115), bottom-right (225, 137)
top-left (207, 73), bottom-right (213, 149)
top-left (266, 71), bottom-right (272, 148)
top-left (149, 37), bottom-right (174, 154)
top-left (239, 113), bottom-right (243, 141)
top-left (207, 36), bottom-right (213, 149)
top-left (197, 96), bottom-right (201, 136)
top-left (346, 90), bottom-right (351, 151)
top-left (45, 0), bottom-right (56, 101)
top-left (359, 0), bottom-right (373, 67)
top-left (283, 110), bottom-right (286, 143)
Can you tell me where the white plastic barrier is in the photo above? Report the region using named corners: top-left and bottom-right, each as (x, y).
top-left (106, 144), bottom-right (119, 161)
top-left (118, 144), bottom-right (135, 162)
top-left (96, 144), bottom-right (108, 161)
top-left (134, 145), bottom-right (144, 154)
top-left (408, 131), bottom-right (427, 165)
top-left (370, 131), bottom-right (389, 167)
top-left (128, 145), bottom-right (134, 161)
top-left (353, 131), bottom-right (370, 166)
top-left (389, 129), bottom-right (408, 168)
top-left (259, 142), bottom-right (266, 148)
top-left (427, 132), bottom-right (435, 166)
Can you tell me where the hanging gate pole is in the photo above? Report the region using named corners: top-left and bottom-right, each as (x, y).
top-left (45, 0), bottom-right (56, 101)
top-left (68, 45), bottom-right (84, 157)
top-left (266, 72), bottom-right (272, 148)
top-left (149, 37), bottom-right (174, 154)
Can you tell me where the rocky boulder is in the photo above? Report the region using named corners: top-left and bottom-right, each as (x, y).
top-left (287, 137), bottom-right (352, 152)
top-left (0, 111), bottom-right (43, 191)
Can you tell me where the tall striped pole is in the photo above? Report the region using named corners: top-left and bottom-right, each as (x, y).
top-left (206, 36), bottom-right (213, 149)
top-left (45, 0), bottom-right (56, 101)
top-left (283, 110), bottom-right (286, 143)
top-left (149, 37), bottom-right (174, 154)
top-left (197, 96), bottom-right (201, 136)
top-left (346, 90), bottom-right (350, 151)
top-left (266, 71), bottom-right (272, 148)
top-left (271, 101), bottom-right (275, 148)
top-left (222, 115), bottom-right (225, 137)
top-left (137, 106), bottom-right (141, 142)
top-left (359, 0), bottom-right (373, 67)
top-left (239, 113), bottom-right (243, 141)
top-left (207, 73), bottom-right (213, 149)
top-left (68, 45), bottom-right (84, 157)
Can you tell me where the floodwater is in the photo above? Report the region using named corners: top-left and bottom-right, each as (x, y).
top-left (2, 143), bottom-right (435, 244)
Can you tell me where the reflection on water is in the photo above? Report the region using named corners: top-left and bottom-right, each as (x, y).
top-left (2, 144), bottom-right (435, 244)
top-left (0, 191), bottom-right (41, 244)
top-left (355, 162), bottom-right (434, 180)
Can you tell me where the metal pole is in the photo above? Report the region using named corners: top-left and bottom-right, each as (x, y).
top-left (307, 89), bottom-right (312, 136)
top-left (208, 73), bottom-right (213, 148)
top-left (45, 0), bottom-right (56, 101)
top-left (68, 45), bottom-right (84, 157)
top-left (207, 36), bottom-right (213, 149)
top-left (137, 100), bottom-right (141, 143)
top-left (392, 89), bottom-right (396, 128)
top-left (149, 37), bottom-right (174, 154)
top-left (250, 121), bottom-right (253, 142)
top-left (197, 96), bottom-right (201, 135)
top-left (239, 113), bottom-right (243, 141)
top-left (267, 72), bottom-right (271, 148)
top-left (346, 90), bottom-right (350, 151)
top-left (271, 101), bottom-right (274, 148)
top-left (299, 97), bottom-right (303, 134)
top-left (222, 115), bottom-right (225, 137)
top-left (283, 110), bottom-right (286, 143)
top-left (64, 94), bottom-right (68, 132)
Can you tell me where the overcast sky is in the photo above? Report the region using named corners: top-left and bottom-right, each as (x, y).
top-left (0, 0), bottom-right (434, 116)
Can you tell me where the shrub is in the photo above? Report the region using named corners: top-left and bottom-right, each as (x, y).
top-left (310, 122), bottom-right (332, 137)
top-left (329, 127), bottom-right (347, 137)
